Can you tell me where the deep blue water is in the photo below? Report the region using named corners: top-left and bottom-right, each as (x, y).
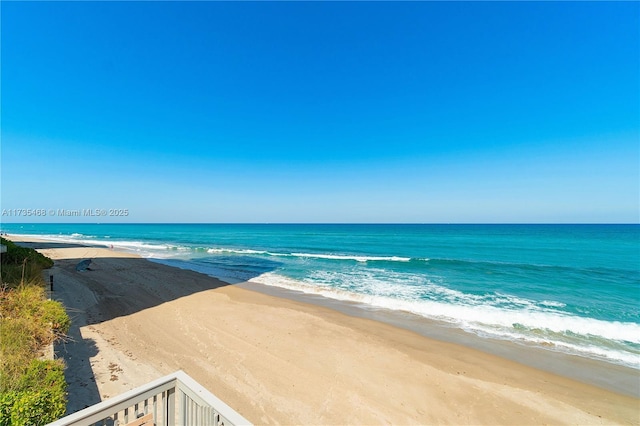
top-left (3, 223), bottom-right (639, 368)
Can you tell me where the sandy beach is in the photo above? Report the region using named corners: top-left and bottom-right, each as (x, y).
top-left (9, 236), bottom-right (639, 425)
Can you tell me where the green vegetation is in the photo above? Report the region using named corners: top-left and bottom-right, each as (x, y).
top-left (0, 361), bottom-right (66, 426)
top-left (1, 238), bottom-right (54, 286)
top-left (0, 238), bottom-right (69, 425)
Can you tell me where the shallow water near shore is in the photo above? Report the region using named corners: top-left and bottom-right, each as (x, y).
top-left (4, 223), bottom-right (639, 377)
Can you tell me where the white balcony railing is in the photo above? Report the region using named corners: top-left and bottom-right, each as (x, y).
top-left (48, 370), bottom-right (251, 426)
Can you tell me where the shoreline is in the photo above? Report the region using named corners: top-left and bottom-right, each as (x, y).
top-left (147, 250), bottom-right (640, 397)
top-left (235, 280), bottom-right (640, 398)
top-left (7, 235), bottom-right (640, 424)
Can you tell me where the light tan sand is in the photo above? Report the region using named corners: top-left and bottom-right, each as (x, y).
top-left (8, 236), bottom-right (639, 425)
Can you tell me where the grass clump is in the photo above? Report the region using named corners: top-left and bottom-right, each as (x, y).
top-left (0, 238), bottom-right (69, 425)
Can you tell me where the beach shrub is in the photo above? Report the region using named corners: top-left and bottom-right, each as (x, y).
top-left (0, 360), bottom-right (67, 426)
top-left (0, 392), bottom-right (12, 426)
top-left (0, 284), bottom-right (70, 383)
top-left (0, 238), bottom-right (53, 268)
top-left (0, 242), bottom-right (68, 424)
top-left (0, 388), bottom-right (66, 426)
top-left (0, 237), bottom-right (53, 285)
top-left (18, 359), bottom-right (66, 392)
top-left (0, 284), bottom-right (68, 351)
top-left (0, 317), bottom-right (38, 389)
top-left (41, 299), bottom-right (71, 335)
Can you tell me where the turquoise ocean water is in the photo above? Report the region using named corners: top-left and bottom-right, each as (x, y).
top-left (3, 223), bottom-right (639, 369)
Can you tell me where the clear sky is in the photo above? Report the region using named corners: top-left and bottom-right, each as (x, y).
top-left (1, 1), bottom-right (638, 223)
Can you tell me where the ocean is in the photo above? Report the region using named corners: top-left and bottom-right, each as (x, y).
top-left (3, 223), bottom-right (639, 370)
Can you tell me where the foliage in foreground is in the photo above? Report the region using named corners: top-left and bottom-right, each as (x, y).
top-left (0, 239), bottom-right (69, 425)
top-left (0, 360), bottom-right (66, 426)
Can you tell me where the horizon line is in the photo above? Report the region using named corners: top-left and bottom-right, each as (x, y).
top-left (2, 222), bottom-right (639, 226)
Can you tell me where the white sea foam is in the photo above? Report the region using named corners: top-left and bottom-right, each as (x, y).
top-left (87, 239), bottom-right (184, 256)
top-left (248, 271), bottom-right (640, 368)
top-left (206, 248), bottom-right (268, 255)
top-left (18, 233), bottom-right (186, 258)
top-left (203, 247), bottom-right (411, 262)
top-left (290, 253), bottom-right (411, 262)
top-left (468, 324), bottom-right (640, 368)
top-left (540, 300), bottom-right (567, 308)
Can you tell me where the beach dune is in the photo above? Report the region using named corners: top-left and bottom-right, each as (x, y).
top-left (11, 236), bottom-right (639, 425)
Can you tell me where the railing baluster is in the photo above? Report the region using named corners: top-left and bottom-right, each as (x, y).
top-left (194, 398), bottom-right (198, 425)
top-left (190, 393), bottom-right (194, 424)
top-left (153, 394), bottom-right (158, 424)
top-left (181, 390), bottom-right (185, 425)
top-left (161, 391), bottom-right (166, 426)
top-left (186, 393), bottom-right (191, 425)
top-left (167, 387), bottom-right (176, 426)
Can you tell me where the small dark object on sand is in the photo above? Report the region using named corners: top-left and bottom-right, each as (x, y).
top-left (76, 259), bottom-right (92, 271)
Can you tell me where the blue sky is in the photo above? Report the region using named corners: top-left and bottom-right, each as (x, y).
top-left (1, 1), bottom-right (638, 223)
